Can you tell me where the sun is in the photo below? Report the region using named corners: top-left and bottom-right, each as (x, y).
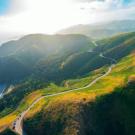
top-left (0, 0), bottom-right (90, 34)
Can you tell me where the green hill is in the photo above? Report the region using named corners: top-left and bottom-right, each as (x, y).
top-left (58, 32), bottom-right (135, 76)
top-left (0, 31), bottom-right (134, 135)
top-left (0, 34), bottom-right (94, 83)
top-left (0, 31), bottom-right (135, 119)
top-left (0, 32), bottom-right (135, 84)
top-left (23, 53), bottom-right (135, 135)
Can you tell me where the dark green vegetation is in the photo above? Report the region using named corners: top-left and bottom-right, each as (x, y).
top-left (0, 129), bottom-right (17, 135)
top-left (56, 32), bottom-right (135, 75)
top-left (96, 32), bottom-right (135, 60)
top-left (0, 31), bottom-right (135, 118)
top-left (24, 80), bottom-right (135, 135)
top-left (82, 81), bottom-right (135, 135)
top-left (0, 32), bottom-right (135, 84)
top-left (0, 81), bottom-right (47, 118)
top-left (0, 30), bottom-right (135, 135)
top-left (0, 34), bottom-right (94, 83)
top-left (59, 20), bottom-right (135, 39)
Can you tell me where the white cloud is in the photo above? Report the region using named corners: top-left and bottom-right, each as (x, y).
top-left (77, 0), bottom-right (135, 22)
top-left (0, 0), bottom-right (91, 35)
top-left (0, 0), bottom-right (135, 42)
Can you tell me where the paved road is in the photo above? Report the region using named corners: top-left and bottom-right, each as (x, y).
top-left (99, 53), bottom-right (117, 64)
top-left (13, 64), bottom-right (115, 135)
top-left (13, 41), bottom-right (116, 135)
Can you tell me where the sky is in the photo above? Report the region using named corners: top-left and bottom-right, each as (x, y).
top-left (0, 0), bottom-right (135, 42)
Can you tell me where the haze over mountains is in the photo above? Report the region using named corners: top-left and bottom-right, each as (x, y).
top-left (59, 20), bottom-right (135, 39)
top-left (1, 19), bottom-right (135, 44)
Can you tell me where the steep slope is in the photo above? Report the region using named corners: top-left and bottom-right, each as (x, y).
top-left (23, 53), bottom-right (135, 135)
top-left (59, 20), bottom-right (135, 39)
top-left (0, 40), bottom-right (134, 135)
top-left (81, 79), bottom-right (135, 135)
top-left (59, 32), bottom-right (135, 76)
top-left (0, 32), bottom-right (135, 120)
top-left (0, 34), bottom-right (94, 83)
top-left (96, 32), bottom-right (135, 58)
top-left (0, 32), bottom-right (135, 84)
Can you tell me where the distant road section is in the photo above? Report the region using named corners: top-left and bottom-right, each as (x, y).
top-left (13, 40), bottom-right (117, 135)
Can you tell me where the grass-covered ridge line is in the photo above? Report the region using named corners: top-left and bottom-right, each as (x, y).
top-left (23, 53), bottom-right (135, 135)
top-left (0, 52), bottom-right (134, 132)
top-left (0, 31), bottom-right (134, 134)
top-left (0, 66), bottom-right (105, 131)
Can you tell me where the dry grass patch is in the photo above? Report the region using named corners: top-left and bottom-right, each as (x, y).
top-left (25, 98), bottom-right (46, 119)
top-left (0, 113), bottom-right (17, 132)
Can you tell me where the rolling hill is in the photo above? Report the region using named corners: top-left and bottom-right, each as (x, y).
top-left (0, 31), bottom-right (135, 85)
top-left (0, 31), bottom-right (134, 135)
top-left (23, 52), bottom-right (135, 135)
top-left (0, 34), bottom-right (94, 83)
top-left (0, 48), bottom-right (134, 135)
top-left (0, 31), bottom-right (135, 120)
top-left (54, 32), bottom-right (135, 76)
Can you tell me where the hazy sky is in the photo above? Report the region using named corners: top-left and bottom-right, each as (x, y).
top-left (0, 0), bottom-right (135, 37)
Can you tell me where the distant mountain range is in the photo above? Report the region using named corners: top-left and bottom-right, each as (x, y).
top-left (59, 20), bottom-right (135, 39)
top-left (0, 31), bottom-right (135, 85)
top-left (0, 34), bottom-right (94, 83)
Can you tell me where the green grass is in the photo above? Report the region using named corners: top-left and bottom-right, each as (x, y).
top-left (62, 67), bottom-right (107, 89)
top-left (0, 53), bottom-right (134, 133)
top-left (23, 53), bottom-right (135, 135)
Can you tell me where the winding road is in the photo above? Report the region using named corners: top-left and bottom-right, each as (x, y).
top-left (13, 41), bottom-right (116, 135)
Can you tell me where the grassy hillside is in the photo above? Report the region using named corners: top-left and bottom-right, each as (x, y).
top-left (0, 34), bottom-right (94, 83)
top-left (0, 32), bottom-right (135, 84)
top-left (0, 32), bottom-right (134, 134)
top-left (0, 66), bottom-right (105, 130)
top-left (0, 31), bottom-right (134, 124)
top-left (24, 82), bottom-right (135, 135)
top-left (81, 79), bottom-right (135, 135)
top-left (96, 32), bottom-right (135, 59)
top-left (21, 53), bottom-right (135, 135)
top-left (59, 32), bottom-right (135, 76)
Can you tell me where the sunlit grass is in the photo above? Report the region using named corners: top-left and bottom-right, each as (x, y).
top-left (64, 67), bottom-right (107, 89)
top-left (25, 98), bottom-right (47, 119)
top-left (0, 53), bottom-right (134, 132)
top-left (16, 90), bottom-right (44, 113)
top-left (0, 113), bottom-right (17, 132)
